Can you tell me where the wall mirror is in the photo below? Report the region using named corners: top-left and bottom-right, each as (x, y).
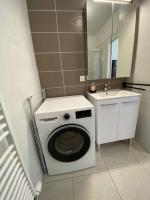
top-left (87, 0), bottom-right (136, 80)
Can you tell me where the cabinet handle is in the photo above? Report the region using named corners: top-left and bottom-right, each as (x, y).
top-left (122, 101), bottom-right (137, 104)
top-left (101, 103), bottom-right (117, 106)
top-left (40, 117), bottom-right (58, 122)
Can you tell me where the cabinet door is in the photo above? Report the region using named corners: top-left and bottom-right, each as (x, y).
top-left (117, 97), bottom-right (140, 140)
top-left (97, 100), bottom-right (119, 144)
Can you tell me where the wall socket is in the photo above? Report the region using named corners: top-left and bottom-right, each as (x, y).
top-left (80, 76), bottom-right (86, 82)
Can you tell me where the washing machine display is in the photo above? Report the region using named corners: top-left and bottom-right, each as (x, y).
top-left (48, 124), bottom-right (90, 162)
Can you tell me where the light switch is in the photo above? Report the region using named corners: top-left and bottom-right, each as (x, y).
top-left (80, 76), bottom-right (86, 82)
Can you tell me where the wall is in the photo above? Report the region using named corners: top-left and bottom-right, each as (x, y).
top-left (27, 0), bottom-right (125, 97)
top-left (0, 0), bottom-right (42, 191)
top-left (117, 5), bottom-right (136, 77)
top-left (129, 0), bottom-right (150, 152)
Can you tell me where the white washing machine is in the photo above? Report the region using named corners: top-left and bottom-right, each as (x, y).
top-left (34, 95), bottom-right (95, 175)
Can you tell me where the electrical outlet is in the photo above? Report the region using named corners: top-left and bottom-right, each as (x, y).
top-left (80, 76), bottom-right (86, 82)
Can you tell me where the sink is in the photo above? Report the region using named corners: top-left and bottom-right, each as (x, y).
top-left (88, 90), bottom-right (141, 100)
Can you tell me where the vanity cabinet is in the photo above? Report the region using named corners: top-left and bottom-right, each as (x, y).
top-left (97, 99), bottom-right (120, 144)
top-left (117, 97), bottom-right (140, 141)
top-left (88, 91), bottom-right (141, 145)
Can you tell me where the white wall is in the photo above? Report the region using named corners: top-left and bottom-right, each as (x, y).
top-left (129, 0), bottom-right (150, 152)
top-left (96, 17), bottom-right (112, 48)
top-left (0, 0), bottom-right (42, 191)
top-left (88, 36), bottom-right (97, 49)
top-left (117, 5), bottom-right (136, 77)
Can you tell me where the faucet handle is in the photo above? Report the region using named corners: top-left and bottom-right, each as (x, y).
top-left (104, 83), bottom-right (108, 88)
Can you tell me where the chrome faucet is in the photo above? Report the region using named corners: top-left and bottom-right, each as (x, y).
top-left (104, 83), bottom-right (110, 94)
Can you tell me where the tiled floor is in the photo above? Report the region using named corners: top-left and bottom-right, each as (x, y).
top-left (39, 141), bottom-right (150, 200)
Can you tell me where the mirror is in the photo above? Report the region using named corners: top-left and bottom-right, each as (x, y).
top-left (87, 1), bottom-right (113, 80)
top-left (87, 0), bottom-right (136, 80)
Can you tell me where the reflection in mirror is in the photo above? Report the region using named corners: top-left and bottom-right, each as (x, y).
top-left (87, 0), bottom-right (136, 80)
top-left (87, 0), bottom-right (112, 80)
top-left (112, 4), bottom-right (136, 78)
top-left (111, 38), bottom-right (118, 77)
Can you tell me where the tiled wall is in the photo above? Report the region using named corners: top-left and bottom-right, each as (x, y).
top-left (27, 0), bottom-right (125, 97)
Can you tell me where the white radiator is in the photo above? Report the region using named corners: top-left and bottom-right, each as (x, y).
top-left (0, 103), bottom-right (36, 200)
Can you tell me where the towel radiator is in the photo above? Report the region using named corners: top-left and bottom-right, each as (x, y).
top-left (0, 101), bottom-right (36, 200)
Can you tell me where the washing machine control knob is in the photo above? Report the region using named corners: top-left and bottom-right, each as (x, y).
top-left (63, 113), bottom-right (70, 120)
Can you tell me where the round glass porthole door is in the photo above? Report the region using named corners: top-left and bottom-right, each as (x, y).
top-left (47, 124), bottom-right (90, 162)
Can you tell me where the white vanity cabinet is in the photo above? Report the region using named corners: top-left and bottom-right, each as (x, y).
top-left (87, 90), bottom-right (141, 145)
top-left (117, 97), bottom-right (140, 141)
top-left (97, 99), bottom-right (120, 144)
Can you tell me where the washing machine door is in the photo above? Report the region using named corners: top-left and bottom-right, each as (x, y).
top-left (47, 124), bottom-right (90, 162)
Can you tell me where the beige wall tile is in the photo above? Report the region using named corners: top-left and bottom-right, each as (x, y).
top-left (55, 0), bottom-right (85, 11)
top-left (32, 33), bottom-right (59, 53)
top-left (66, 85), bottom-right (87, 96)
top-left (35, 53), bottom-right (61, 71)
top-left (39, 71), bottom-right (63, 88)
top-left (61, 52), bottom-right (87, 70)
top-left (28, 11), bottom-right (57, 32)
top-left (59, 33), bottom-right (86, 52)
top-left (27, 0), bottom-right (55, 10)
top-left (63, 70), bottom-right (87, 86)
top-left (57, 12), bottom-right (85, 32)
top-left (46, 87), bottom-right (65, 97)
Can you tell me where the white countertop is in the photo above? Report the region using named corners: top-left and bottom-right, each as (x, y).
top-left (88, 90), bottom-right (141, 101)
top-left (35, 95), bottom-right (93, 115)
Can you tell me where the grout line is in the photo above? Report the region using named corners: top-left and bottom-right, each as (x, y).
top-left (38, 69), bottom-right (87, 73)
top-left (100, 151), bottom-right (124, 200)
top-left (35, 51), bottom-right (86, 54)
top-left (72, 169), bottom-right (108, 179)
top-left (99, 142), bottom-right (150, 199)
top-left (65, 85), bottom-right (86, 88)
top-left (44, 86), bottom-right (63, 89)
top-left (28, 10), bottom-right (86, 12)
top-left (107, 170), bottom-right (124, 200)
top-left (86, 74), bottom-right (89, 93)
top-left (129, 145), bottom-right (150, 177)
top-left (39, 70), bottom-right (62, 73)
top-left (54, 0), bottom-right (66, 96)
top-left (44, 84), bottom-right (87, 90)
top-left (87, 82), bottom-right (124, 86)
top-left (72, 177), bottom-right (76, 200)
top-left (43, 175), bottom-right (73, 185)
top-left (138, 161), bottom-right (150, 177)
top-left (31, 32), bottom-right (86, 34)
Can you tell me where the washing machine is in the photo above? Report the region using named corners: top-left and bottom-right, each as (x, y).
top-left (34, 95), bottom-right (95, 175)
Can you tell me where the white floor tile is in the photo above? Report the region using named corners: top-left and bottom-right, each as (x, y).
top-left (96, 152), bottom-right (107, 171)
top-left (131, 141), bottom-right (150, 162)
top-left (110, 164), bottom-right (150, 200)
top-left (40, 142), bottom-right (150, 200)
top-left (141, 160), bottom-right (150, 176)
top-left (73, 172), bottom-right (121, 200)
top-left (101, 141), bottom-right (138, 170)
top-left (39, 179), bottom-right (74, 200)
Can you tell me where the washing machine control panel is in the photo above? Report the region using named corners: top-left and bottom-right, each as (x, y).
top-left (76, 110), bottom-right (92, 119)
top-left (63, 109), bottom-right (92, 120)
top-left (63, 113), bottom-right (70, 120)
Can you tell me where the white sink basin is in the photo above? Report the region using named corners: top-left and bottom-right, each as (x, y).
top-left (88, 90), bottom-right (141, 100)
